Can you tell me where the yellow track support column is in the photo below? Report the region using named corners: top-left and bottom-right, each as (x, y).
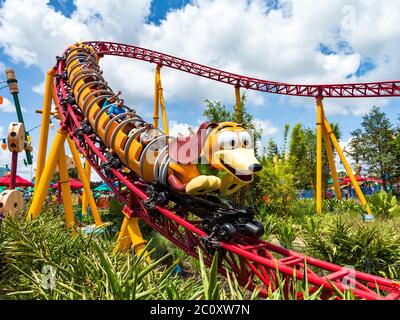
top-left (115, 216), bottom-right (132, 252)
top-left (115, 214), bottom-right (150, 262)
top-left (153, 65), bottom-right (169, 134)
top-left (153, 66), bottom-right (160, 128)
top-left (323, 117), bottom-right (371, 213)
top-left (81, 159), bottom-right (91, 215)
top-left (58, 144), bottom-right (75, 229)
top-left (66, 137), bottom-right (103, 226)
top-left (316, 97), bottom-right (324, 213)
top-left (34, 68), bottom-right (55, 189)
top-left (235, 85), bottom-right (242, 121)
top-left (28, 129), bottom-right (67, 220)
top-left (322, 118), bottom-right (342, 200)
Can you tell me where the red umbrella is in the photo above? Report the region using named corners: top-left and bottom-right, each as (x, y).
top-left (340, 176), bottom-right (367, 184)
top-left (0, 174), bottom-right (33, 187)
top-left (52, 178), bottom-right (83, 189)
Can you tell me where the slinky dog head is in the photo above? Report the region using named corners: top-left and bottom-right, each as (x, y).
top-left (168, 121), bottom-right (262, 195)
top-left (203, 122), bottom-right (262, 183)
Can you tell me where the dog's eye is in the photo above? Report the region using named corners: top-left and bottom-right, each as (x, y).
top-left (239, 131), bottom-right (252, 148)
top-left (218, 131), bottom-right (238, 149)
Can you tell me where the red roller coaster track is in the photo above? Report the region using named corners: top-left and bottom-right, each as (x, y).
top-left (55, 41), bottom-right (400, 300)
top-left (85, 41), bottom-right (400, 99)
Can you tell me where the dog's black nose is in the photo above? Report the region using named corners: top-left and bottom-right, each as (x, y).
top-left (249, 164), bottom-right (262, 173)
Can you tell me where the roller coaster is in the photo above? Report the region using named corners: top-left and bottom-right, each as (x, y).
top-left (20, 41), bottom-right (400, 300)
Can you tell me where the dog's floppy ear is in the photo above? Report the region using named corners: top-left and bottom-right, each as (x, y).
top-left (169, 122), bottom-right (217, 165)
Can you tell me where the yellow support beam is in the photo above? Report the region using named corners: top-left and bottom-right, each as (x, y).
top-left (153, 66), bottom-right (160, 128)
top-left (127, 217), bottom-right (148, 257)
top-left (58, 144), bottom-right (75, 229)
top-left (323, 117), bottom-right (371, 213)
top-left (82, 159), bottom-right (91, 215)
top-left (322, 124), bottom-right (342, 200)
top-left (115, 215), bottom-right (150, 262)
top-left (28, 129), bottom-right (66, 220)
top-left (66, 137), bottom-right (103, 226)
top-left (159, 87), bottom-right (169, 136)
top-left (316, 97), bottom-right (324, 213)
top-left (153, 65), bottom-right (169, 134)
top-left (34, 68), bottom-right (55, 189)
top-left (235, 85), bottom-right (242, 121)
top-left (114, 216), bottom-right (132, 253)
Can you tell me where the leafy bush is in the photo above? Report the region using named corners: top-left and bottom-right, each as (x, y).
top-left (256, 160), bottom-right (297, 215)
top-left (322, 199), bottom-right (365, 216)
top-left (275, 219), bottom-right (298, 249)
top-left (303, 219), bottom-right (400, 279)
top-left (289, 199), bottom-right (316, 217)
top-left (368, 191), bottom-right (400, 219)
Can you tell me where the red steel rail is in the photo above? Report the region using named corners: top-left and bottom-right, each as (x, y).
top-left (53, 42), bottom-right (400, 299)
top-left (85, 41), bottom-right (400, 98)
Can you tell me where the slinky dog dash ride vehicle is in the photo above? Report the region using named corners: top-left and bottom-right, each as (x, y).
top-left (64, 43), bottom-right (264, 242)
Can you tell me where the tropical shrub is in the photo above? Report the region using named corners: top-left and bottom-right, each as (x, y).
top-left (256, 160), bottom-right (297, 215)
top-left (368, 191), bottom-right (400, 219)
top-left (303, 219), bottom-right (400, 279)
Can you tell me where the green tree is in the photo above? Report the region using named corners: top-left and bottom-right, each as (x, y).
top-left (281, 124), bottom-right (290, 159)
top-left (266, 138), bottom-right (277, 163)
top-left (392, 116), bottom-right (400, 178)
top-left (288, 124), bottom-right (308, 190)
top-left (255, 157), bottom-right (296, 215)
top-left (203, 94), bottom-right (261, 149)
top-left (350, 106), bottom-right (396, 189)
top-left (203, 100), bottom-right (232, 123)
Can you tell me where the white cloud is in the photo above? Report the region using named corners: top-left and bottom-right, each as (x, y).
top-left (1, 0), bottom-right (398, 116)
top-left (253, 118), bottom-right (279, 138)
top-left (31, 81), bottom-right (45, 96)
top-left (320, 53), bottom-right (361, 78)
top-left (0, 97), bottom-right (27, 113)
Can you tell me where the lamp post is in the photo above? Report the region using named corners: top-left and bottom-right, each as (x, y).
top-left (5, 69), bottom-right (33, 165)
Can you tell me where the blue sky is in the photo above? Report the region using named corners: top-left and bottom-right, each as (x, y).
top-left (0, 0), bottom-right (399, 179)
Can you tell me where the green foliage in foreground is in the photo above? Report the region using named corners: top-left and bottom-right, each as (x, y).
top-left (368, 191), bottom-right (400, 219)
top-left (0, 214), bottom-right (198, 300)
top-left (0, 213), bottom-right (302, 300)
top-left (0, 211), bottom-right (360, 300)
top-left (258, 199), bottom-right (400, 280)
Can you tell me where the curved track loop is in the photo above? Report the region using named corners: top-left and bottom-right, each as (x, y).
top-left (54, 42), bottom-right (400, 300)
top-left (85, 41), bottom-right (400, 99)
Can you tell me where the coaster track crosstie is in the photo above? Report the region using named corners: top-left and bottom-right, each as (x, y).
top-left (31, 41), bottom-right (400, 300)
